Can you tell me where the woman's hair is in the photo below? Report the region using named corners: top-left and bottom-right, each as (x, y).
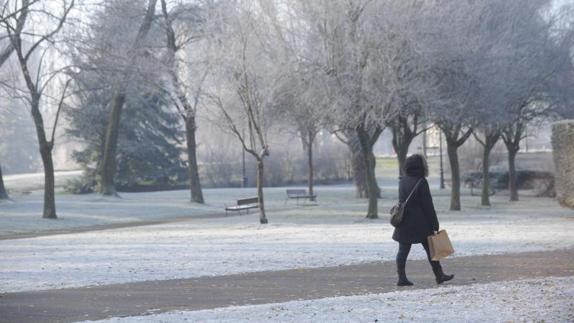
top-left (404, 154), bottom-right (429, 177)
top-left (421, 155), bottom-right (429, 177)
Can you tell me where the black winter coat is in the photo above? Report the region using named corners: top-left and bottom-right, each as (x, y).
top-left (392, 156), bottom-right (439, 244)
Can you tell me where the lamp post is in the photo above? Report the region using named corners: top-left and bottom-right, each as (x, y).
top-left (422, 122), bottom-right (428, 159)
top-left (242, 129), bottom-right (247, 188)
top-left (444, 130), bottom-right (448, 190)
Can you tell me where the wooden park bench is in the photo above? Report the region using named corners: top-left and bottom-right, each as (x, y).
top-left (285, 189), bottom-right (317, 205)
top-left (225, 197), bottom-right (259, 216)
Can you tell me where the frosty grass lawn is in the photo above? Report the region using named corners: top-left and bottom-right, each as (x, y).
top-left (1, 174), bottom-right (573, 293)
top-left (82, 276), bottom-right (574, 323)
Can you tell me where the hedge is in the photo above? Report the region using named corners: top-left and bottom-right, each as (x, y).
top-left (552, 120), bottom-right (574, 209)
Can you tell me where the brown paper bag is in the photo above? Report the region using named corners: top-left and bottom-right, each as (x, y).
top-left (428, 230), bottom-right (454, 261)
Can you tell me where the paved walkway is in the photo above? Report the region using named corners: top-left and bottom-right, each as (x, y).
top-left (1, 248), bottom-right (573, 323)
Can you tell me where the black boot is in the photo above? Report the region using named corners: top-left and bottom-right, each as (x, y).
top-left (436, 273), bottom-right (455, 284)
top-left (397, 259), bottom-right (414, 286)
top-left (431, 261), bottom-right (454, 285)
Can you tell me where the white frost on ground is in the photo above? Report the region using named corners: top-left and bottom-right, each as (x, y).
top-left (84, 276), bottom-right (574, 323)
top-left (0, 171), bottom-right (409, 236)
top-left (1, 188), bottom-right (573, 293)
top-left (2, 170), bottom-right (82, 193)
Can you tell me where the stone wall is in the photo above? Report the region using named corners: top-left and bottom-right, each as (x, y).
top-left (552, 120), bottom-right (574, 209)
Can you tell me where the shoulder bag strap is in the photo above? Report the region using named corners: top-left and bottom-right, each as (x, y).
top-left (402, 178), bottom-right (423, 206)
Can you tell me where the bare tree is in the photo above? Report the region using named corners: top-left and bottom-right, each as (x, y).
top-left (470, 0), bottom-right (572, 206)
top-left (390, 113), bottom-right (425, 176)
top-left (296, 0), bottom-right (391, 219)
top-left (420, 0), bottom-right (568, 207)
top-left (429, 56), bottom-right (476, 211)
top-left (2, 0), bottom-right (74, 218)
top-left (206, 2), bottom-right (285, 224)
top-left (473, 126), bottom-right (501, 207)
top-left (257, 0), bottom-right (329, 200)
top-left (381, 23), bottom-right (432, 177)
top-left (499, 1), bottom-right (574, 201)
top-left (423, 35), bottom-right (477, 210)
top-left (274, 72), bottom-right (325, 199)
top-left (98, 0), bottom-right (157, 196)
top-left (333, 129), bottom-right (375, 198)
top-left (0, 0), bottom-right (33, 200)
top-left (160, 0), bottom-right (205, 203)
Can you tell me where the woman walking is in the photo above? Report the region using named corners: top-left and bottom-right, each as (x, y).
top-left (393, 154), bottom-right (454, 286)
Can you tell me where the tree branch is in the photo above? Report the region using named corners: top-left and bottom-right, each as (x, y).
top-left (50, 78), bottom-right (71, 145)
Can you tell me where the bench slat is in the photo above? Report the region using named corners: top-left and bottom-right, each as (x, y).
top-left (225, 196), bottom-right (259, 214)
top-left (225, 204), bottom-right (258, 211)
top-left (285, 189), bottom-right (317, 203)
top-left (237, 197), bottom-right (259, 205)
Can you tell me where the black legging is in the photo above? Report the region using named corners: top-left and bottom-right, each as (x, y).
top-left (396, 241), bottom-right (442, 276)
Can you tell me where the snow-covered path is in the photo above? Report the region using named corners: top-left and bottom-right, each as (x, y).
top-left (1, 189), bottom-right (573, 293)
top-left (83, 276), bottom-right (574, 323)
top-left (2, 247), bottom-right (573, 323)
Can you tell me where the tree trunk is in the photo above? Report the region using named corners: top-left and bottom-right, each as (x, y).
top-left (502, 123), bottom-right (523, 203)
top-left (351, 149), bottom-right (367, 198)
top-left (356, 124), bottom-right (382, 219)
top-left (481, 145), bottom-right (493, 207)
top-left (307, 133), bottom-right (315, 200)
top-left (475, 128), bottom-right (500, 207)
top-left (99, 93), bottom-right (126, 196)
top-left (162, 2), bottom-right (205, 204)
top-left (256, 159), bottom-right (268, 224)
top-left (391, 115), bottom-right (419, 177)
top-left (28, 95), bottom-right (57, 219)
top-left (97, 0), bottom-right (157, 196)
top-left (186, 115), bottom-right (204, 204)
top-left (39, 142), bottom-right (57, 219)
top-left (446, 142), bottom-right (461, 211)
top-left (362, 149), bottom-right (378, 219)
top-left (441, 124), bottom-right (473, 211)
top-left (396, 146), bottom-right (408, 177)
top-left (507, 146), bottom-right (519, 201)
top-left (368, 150), bottom-right (381, 199)
top-left (0, 163), bottom-right (8, 200)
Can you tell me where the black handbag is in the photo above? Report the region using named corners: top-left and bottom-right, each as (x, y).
top-left (390, 178), bottom-right (423, 227)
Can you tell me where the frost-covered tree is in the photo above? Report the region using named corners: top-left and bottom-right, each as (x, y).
top-left (205, 1), bottom-right (286, 224)
top-left (0, 0), bottom-right (39, 199)
top-left (418, 0), bottom-right (482, 211)
top-left (498, 1), bottom-right (574, 201)
top-left (332, 129), bottom-right (376, 199)
top-left (294, 0), bottom-right (387, 218)
top-left (377, 5), bottom-right (434, 176)
top-left (466, 0), bottom-right (574, 206)
top-left (258, 0), bottom-right (330, 200)
top-left (1, 0), bottom-right (74, 218)
top-left (67, 0), bottom-right (188, 193)
top-left (66, 80), bottom-right (186, 192)
top-left (273, 70), bottom-right (327, 199)
top-left (0, 0), bottom-right (25, 200)
top-left (420, 0), bottom-right (573, 207)
top-left (467, 0), bottom-right (529, 207)
top-left (96, 0), bottom-right (158, 196)
top-left (159, 0), bottom-right (206, 203)
top-left (298, 0), bottom-right (443, 218)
